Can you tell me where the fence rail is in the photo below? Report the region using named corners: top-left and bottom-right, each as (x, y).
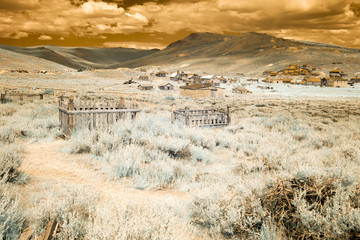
top-left (59, 96), bottom-right (141, 137)
top-left (171, 104), bottom-right (230, 127)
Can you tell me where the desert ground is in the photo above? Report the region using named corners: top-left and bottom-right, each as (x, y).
top-left (1, 68), bottom-right (360, 240)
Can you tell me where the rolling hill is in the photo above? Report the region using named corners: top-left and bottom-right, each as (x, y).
top-left (0, 45), bottom-right (159, 70)
top-left (0, 47), bottom-right (71, 71)
top-left (1, 32), bottom-right (360, 76)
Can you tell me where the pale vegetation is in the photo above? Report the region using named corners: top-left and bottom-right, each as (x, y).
top-left (1, 96), bottom-right (360, 239)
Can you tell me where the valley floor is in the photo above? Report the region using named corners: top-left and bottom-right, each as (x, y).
top-left (1, 71), bottom-right (360, 239)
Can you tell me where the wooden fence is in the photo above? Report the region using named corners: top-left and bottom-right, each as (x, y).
top-left (59, 96), bottom-right (142, 138)
top-left (171, 104), bottom-right (231, 127)
top-left (1, 92), bottom-right (46, 103)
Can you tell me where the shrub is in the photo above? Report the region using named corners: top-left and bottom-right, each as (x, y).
top-left (87, 201), bottom-right (195, 240)
top-left (27, 184), bottom-right (98, 239)
top-left (0, 191), bottom-right (25, 239)
top-left (0, 146), bottom-right (26, 184)
top-left (44, 89), bottom-right (54, 94)
top-left (165, 96), bottom-right (175, 101)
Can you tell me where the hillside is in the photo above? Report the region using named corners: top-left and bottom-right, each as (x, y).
top-left (110, 32), bottom-right (360, 76)
top-left (1, 32), bottom-right (360, 75)
top-left (0, 48), bottom-right (70, 71)
top-left (0, 45), bottom-right (159, 70)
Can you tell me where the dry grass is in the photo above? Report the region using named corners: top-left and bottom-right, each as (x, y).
top-left (1, 82), bottom-right (360, 239)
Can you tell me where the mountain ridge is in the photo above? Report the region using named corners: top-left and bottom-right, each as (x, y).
top-left (1, 32), bottom-right (359, 75)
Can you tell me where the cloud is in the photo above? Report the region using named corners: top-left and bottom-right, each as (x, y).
top-left (0, 0), bottom-right (360, 48)
top-left (38, 35), bottom-right (52, 40)
top-left (0, 0), bottom-right (40, 11)
top-left (350, 2), bottom-right (360, 16)
top-left (102, 41), bottom-right (165, 49)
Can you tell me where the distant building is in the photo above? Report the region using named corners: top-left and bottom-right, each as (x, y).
top-left (138, 84), bottom-right (153, 90)
top-left (212, 78), bottom-right (221, 87)
top-left (328, 78), bottom-right (348, 88)
top-left (303, 77), bottom-right (322, 86)
top-left (156, 71), bottom-right (167, 77)
top-left (158, 83), bottom-right (174, 90)
top-left (232, 86), bottom-right (252, 94)
top-left (321, 77), bottom-right (348, 87)
top-left (200, 75), bottom-right (216, 83)
top-left (229, 78), bottom-right (238, 83)
top-left (350, 77), bottom-right (360, 84)
top-left (282, 64), bottom-right (311, 76)
top-left (179, 84), bottom-right (225, 99)
top-left (170, 71), bottom-right (187, 81)
top-left (263, 78), bottom-right (292, 84)
top-left (329, 69), bottom-right (346, 78)
top-left (169, 72), bottom-right (178, 81)
top-left (138, 75), bottom-right (149, 81)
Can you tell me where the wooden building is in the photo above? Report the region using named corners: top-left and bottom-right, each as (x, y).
top-left (232, 86), bottom-right (252, 94)
top-left (329, 69), bottom-right (346, 78)
top-left (155, 71), bottom-right (167, 77)
top-left (327, 78), bottom-right (348, 88)
top-left (158, 83), bottom-right (174, 90)
top-left (263, 78), bottom-right (292, 84)
top-left (138, 84), bottom-right (154, 90)
top-left (303, 77), bottom-right (322, 86)
top-left (138, 75), bottom-right (149, 81)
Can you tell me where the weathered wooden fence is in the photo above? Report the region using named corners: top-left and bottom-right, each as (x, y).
top-left (171, 104), bottom-right (230, 127)
top-left (59, 96), bottom-right (142, 137)
top-left (0, 92), bottom-right (45, 103)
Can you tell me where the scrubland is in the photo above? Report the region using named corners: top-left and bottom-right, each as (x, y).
top-left (1, 91), bottom-right (360, 239)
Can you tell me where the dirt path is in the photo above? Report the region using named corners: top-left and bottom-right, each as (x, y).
top-left (20, 140), bottom-right (187, 203)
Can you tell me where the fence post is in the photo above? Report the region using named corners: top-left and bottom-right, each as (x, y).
top-left (185, 107), bottom-right (190, 126)
top-left (0, 93), bottom-right (5, 103)
top-left (68, 95), bottom-right (75, 135)
top-left (171, 104), bottom-right (176, 123)
top-left (227, 106), bottom-right (231, 124)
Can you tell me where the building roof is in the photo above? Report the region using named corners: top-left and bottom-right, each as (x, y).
top-left (331, 78), bottom-right (348, 81)
top-left (201, 75), bottom-right (215, 79)
top-left (305, 78), bottom-right (321, 82)
top-left (158, 83), bottom-right (174, 87)
top-left (232, 86), bottom-right (252, 93)
top-left (138, 84), bottom-right (153, 87)
top-left (169, 72), bottom-right (178, 77)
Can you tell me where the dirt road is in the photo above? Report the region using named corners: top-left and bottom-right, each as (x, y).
top-left (20, 140), bottom-right (187, 202)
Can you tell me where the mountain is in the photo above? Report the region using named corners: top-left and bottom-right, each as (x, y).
top-left (110, 32), bottom-right (360, 76)
top-left (0, 45), bottom-right (159, 70)
top-left (1, 32), bottom-right (360, 75)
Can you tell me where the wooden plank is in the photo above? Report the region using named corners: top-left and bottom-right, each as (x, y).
top-left (19, 227), bottom-right (33, 240)
top-left (58, 107), bottom-right (141, 114)
top-left (38, 218), bottom-right (58, 240)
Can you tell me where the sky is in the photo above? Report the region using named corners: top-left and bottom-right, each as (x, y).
top-left (0, 0), bottom-right (360, 49)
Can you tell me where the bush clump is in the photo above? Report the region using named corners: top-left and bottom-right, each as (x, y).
top-left (189, 176), bottom-right (360, 240)
top-left (0, 146), bottom-right (26, 184)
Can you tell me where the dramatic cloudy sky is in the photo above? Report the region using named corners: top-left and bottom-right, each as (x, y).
top-left (1, 0), bottom-right (360, 49)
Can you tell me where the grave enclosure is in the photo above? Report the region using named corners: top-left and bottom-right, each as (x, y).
top-left (171, 103), bottom-right (231, 127)
top-left (58, 96), bottom-right (142, 137)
